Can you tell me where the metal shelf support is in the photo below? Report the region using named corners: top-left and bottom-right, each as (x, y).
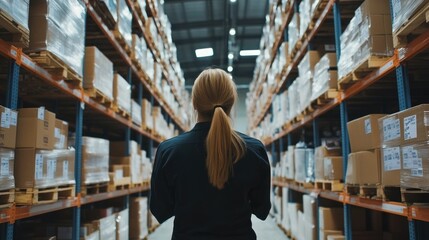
top-left (409, 220), bottom-right (416, 240)
top-left (395, 64), bottom-right (412, 111)
top-left (73, 101), bottom-right (84, 240)
top-left (137, 82), bottom-right (143, 146)
top-left (313, 118), bottom-right (320, 147)
top-left (333, 0), bottom-right (342, 59)
top-left (5, 61), bottom-right (20, 109)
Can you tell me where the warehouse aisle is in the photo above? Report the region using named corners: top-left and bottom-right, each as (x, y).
top-left (148, 215), bottom-right (289, 240)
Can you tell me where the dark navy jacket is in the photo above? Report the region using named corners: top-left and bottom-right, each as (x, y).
top-left (150, 122), bottom-right (271, 240)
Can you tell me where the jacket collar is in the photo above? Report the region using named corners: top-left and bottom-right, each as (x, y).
top-left (192, 122), bottom-right (211, 131)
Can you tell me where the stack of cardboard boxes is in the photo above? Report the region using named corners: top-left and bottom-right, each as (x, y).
top-left (110, 140), bottom-right (145, 187)
top-left (130, 197), bottom-right (149, 239)
top-left (113, 73), bottom-right (131, 114)
top-left (311, 53), bottom-right (338, 101)
top-left (84, 46), bottom-right (114, 102)
top-left (0, 106), bottom-right (17, 194)
top-left (297, 51), bottom-right (321, 114)
top-left (319, 207), bottom-right (344, 240)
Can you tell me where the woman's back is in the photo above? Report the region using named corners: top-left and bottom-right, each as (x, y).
top-left (150, 122), bottom-right (271, 240)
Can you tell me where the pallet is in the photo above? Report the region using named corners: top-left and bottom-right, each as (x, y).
top-left (401, 188), bottom-right (429, 203)
top-left (337, 55), bottom-right (390, 90)
top-left (311, 0), bottom-right (328, 20)
top-left (89, 0), bottom-right (116, 29)
top-left (81, 182), bottom-right (109, 196)
top-left (295, 181), bottom-right (314, 189)
top-left (15, 185), bottom-right (75, 205)
top-left (84, 88), bottom-right (114, 108)
top-left (315, 180), bottom-right (344, 192)
top-left (0, 9), bottom-right (29, 48)
top-left (393, 2), bottom-right (429, 48)
top-left (382, 185), bottom-right (401, 202)
top-left (28, 51), bottom-right (83, 86)
top-left (108, 175), bottom-right (131, 192)
top-left (113, 28), bottom-right (132, 54)
top-left (133, 0), bottom-right (148, 23)
top-left (0, 189), bottom-right (14, 209)
top-left (345, 184), bottom-right (382, 199)
top-left (113, 104), bottom-right (131, 119)
top-left (311, 89), bottom-right (338, 106)
top-left (289, 40), bottom-right (303, 59)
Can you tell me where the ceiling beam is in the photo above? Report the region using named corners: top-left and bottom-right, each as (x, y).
top-left (173, 34), bottom-right (261, 45)
top-left (171, 18), bottom-right (265, 30)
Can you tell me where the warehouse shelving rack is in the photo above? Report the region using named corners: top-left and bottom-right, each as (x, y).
top-left (0, 0), bottom-right (189, 239)
top-left (249, 0), bottom-right (429, 239)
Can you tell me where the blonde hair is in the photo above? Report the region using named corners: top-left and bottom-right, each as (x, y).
top-left (192, 68), bottom-right (246, 189)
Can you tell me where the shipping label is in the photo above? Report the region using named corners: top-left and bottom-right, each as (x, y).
top-left (383, 117), bottom-right (400, 141)
top-left (63, 161), bottom-right (68, 179)
top-left (55, 128), bottom-right (60, 138)
top-left (47, 159), bottom-right (56, 179)
top-left (1, 110), bottom-right (10, 129)
top-left (383, 147), bottom-right (401, 171)
top-left (0, 158), bottom-right (9, 176)
top-left (35, 154), bottom-right (44, 180)
top-left (411, 168), bottom-right (423, 177)
top-left (402, 146), bottom-right (418, 169)
top-left (10, 111), bottom-right (17, 126)
top-left (404, 115), bottom-right (417, 140)
top-left (37, 107), bottom-right (45, 120)
top-left (364, 118), bottom-right (372, 134)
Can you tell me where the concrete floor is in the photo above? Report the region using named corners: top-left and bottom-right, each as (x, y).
top-left (148, 215), bottom-right (289, 240)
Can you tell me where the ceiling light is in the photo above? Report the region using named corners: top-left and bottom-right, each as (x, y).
top-left (239, 49), bottom-right (261, 56)
top-left (230, 0), bottom-right (236, 3)
top-left (229, 28), bottom-right (236, 36)
top-left (195, 48), bottom-right (214, 58)
top-left (228, 53), bottom-right (234, 59)
top-left (227, 66), bottom-right (233, 72)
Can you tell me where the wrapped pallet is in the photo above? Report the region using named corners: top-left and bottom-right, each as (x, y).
top-left (288, 13), bottom-right (300, 54)
top-left (130, 197), bottom-right (149, 240)
top-left (113, 73), bottom-right (131, 114)
top-left (141, 99), bottom-right (153, 131)
top-left (298, 50), bottom-right (321, 111)
top-left (0, 148), bottom-right (14, 190)
top-left (311, 53), bottom-right (338, 101)
top-left (337, 0), bottom-right (393, 80)
top-left (70, 137), bottom-right (110, 185)
top-left (116, 209), bottom-right (129, 240)
top-left (0, 106), bottom-right (17, 149)
top-left (0, 0), bottom-right (29, 30)
top-left (84, 47), bottom-right (114, 101)
top-left (93, 214), bottom-right (116, 240)
top-left (116, 0), bottom-right (132, 47)
top-left (391, 0), bottom-right (427, 33)
top-left (132, 34), bottom-right (144, 65)
top-left (314, 146), bottom-right (342, 180)
top-left (287, 79), bottom-right (300, 120)
top-left (299, 0), bottom-right (311, 38)
top-left (29, 0), bottom-right (86, 77)
top-left (131, 100), bottom-right (142, 126)
top-left (14, 148), bottom-right (75, 188)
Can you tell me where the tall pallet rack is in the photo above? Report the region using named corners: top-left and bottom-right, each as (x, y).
top-left (248, 0), bottom-right (429, 239)
top-left (0, 0), bottom-right (189, 239)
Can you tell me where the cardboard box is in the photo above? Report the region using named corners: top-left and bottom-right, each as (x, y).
top-left (323, 156), bottom-right (343, 180)
top-left (93, 214), bottom-right (116, 240)
top-left (305, 219), bottom-right (317, 240)
top-left (378, 114), bottom-right (401, 147)
top-left (346, 149), bottom-right (381, 185)
top-left (110, 140), bottom-right (140, 156)
top-left (130, 197), bottom-right (149, 240)
top-left (0, 148), bottom-right (14, 190)
top-left (113, 73), bottom-right (131, 113)
top-left (320, 230), bottom-right (343, 240)
top-left (381, 146), bottom-right (401, 186)
top-left (15, 148), bottom-right (75, 188)
top-left (401, 142), bottom-right (429, 190)
top-left (348, 114), bottom-right (386, 152)
top-left (398, 104), bottom-right (429, 145)
top-left (141, 99), bottom-right (153, 130)
top-left (54, 119), bottom-right (68, 149)
top-left (0, 106), bottom-right (17, 149)
top-left (16, 107), bottom-right (55, 149)
top-left (319, 207), bottom-right (344, 230)
top-left (315, 146), bottom-right (341, 180)
top-left (303, 194), bottom-right (317, 224)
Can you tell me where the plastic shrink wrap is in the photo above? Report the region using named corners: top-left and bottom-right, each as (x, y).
top-left (130, 197), bottom-right (149, 240)
top-left (312, 53), bottom-right (337, 101)
top-left (100, 0), bottom-right (117, 23)
top-left (288, 13), bottom-right (300, 54)
top-left (299, 0), bottom-right (311, 38)
top-left (116, 209), bottom-right (129, 240)
top-left (29, 0), bottom-right (86, 77)
top-left (131, 100), bottom-right (142, 126)
top-left (0, 148), bottom-right (14, 190)
top-left (116, 0), bottom-right (132, 47)
top-left (391, 0), bottom-right (426, 33)
top-left (84, 47), bottom-right (114, 101)
top-left (71, 137), bottom-right (109, 185)
top-left (0, 0), bottom-right (29, 30)
top-left (93, 214), bottom-right (116, 240)
top-left (287, 79), bottom-right (300, 120)
top-left (113, 73), bottom-right (131, 113)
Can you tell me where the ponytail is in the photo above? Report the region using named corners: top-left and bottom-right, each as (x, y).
top-left (206, 107), bottom-right (246, 189)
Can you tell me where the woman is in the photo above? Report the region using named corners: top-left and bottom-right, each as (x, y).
top-left (150, 68), bottom-right (271, 240)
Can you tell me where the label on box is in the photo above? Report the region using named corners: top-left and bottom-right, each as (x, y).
top-left (10, 111), bottom-right (17, 126)
top-left (392, 0), bottom-right (401, 20)
top-left (47, 159), bottom-right (56, 179)
top-left (35, 154), bottom-right (43, 180)
top-left (37, 107), bottom-right (45, 120)
top-left (0, 158), bottom-right (9, 176)
top-left (383, 147), bottom-right (401, 171)
top-left (59, 135), bottom-right (65, 148)
top-left (402, 146), bottom-right (419, 169)
top-left (63, 161), bottom-right (68, 179)
top-left (404, 115), bottom-right (417, 140)
top-left (364, 118), bottom-right (372, 134)
top-left (1, 109), bottom-right (10, 128)
top-left (383, 117), bottom-right (400, 141)
top-left (411, 168), bottom-right (423, 177)
top-left (55, 128), bottom-right (60, 138)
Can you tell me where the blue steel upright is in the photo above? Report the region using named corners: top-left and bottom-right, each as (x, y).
top-left (73, 102), bottom-right (84, 240)
top-left (395, 64), bottom-right (412, 111)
